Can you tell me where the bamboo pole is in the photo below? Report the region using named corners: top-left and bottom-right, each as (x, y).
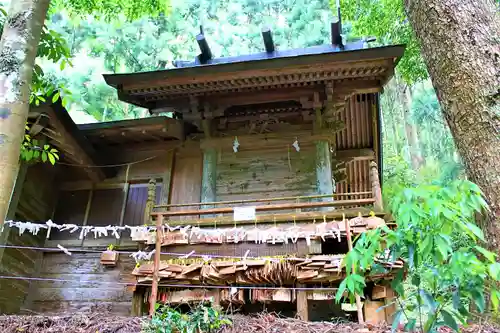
top-left (344, 213), bottom-right (364, 324)
top-left (149, 214), bottom-right (163, 317)
top-left (154, 192), bottom-right (373, 209)
top-left (152, 198), bottom-right (375, 217)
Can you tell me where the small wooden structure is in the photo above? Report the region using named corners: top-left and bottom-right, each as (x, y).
top-left (0, 23), bottom-right (404, 323)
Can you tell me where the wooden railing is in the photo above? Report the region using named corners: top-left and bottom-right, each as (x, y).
top-left (144, 161), bottom-right (384, 316)
top-left (144, 161), bottom-right (384, 225)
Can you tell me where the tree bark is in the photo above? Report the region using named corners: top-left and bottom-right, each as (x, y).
top-left (404, 0), bottom-right (500, 251)
top-left (0, 0), bottom-right (50, 225)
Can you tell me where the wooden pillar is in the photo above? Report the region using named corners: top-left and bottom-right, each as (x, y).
top-left (296, 284), bottom-right (309, 321)
top-left (369, 161), bottom-right (383, 211)
top-left (143, 179), bottom-right (157, 225)
top-left (160, 150), bottom-right (175, 209)
top-left (345, 215), bottom-right (364, 324)
top-left (384, 287), bottom-right (397, 323)
top-left (314, 107), bottom-right (334, 209)
top-left (315, 141), bottom-right (334, 201)
top-left (149, 214), bottom-right (163, 316)
top-left (132, 288), bottom-right (144, 316)
top-left (201, 148), bottom-right (217, 208)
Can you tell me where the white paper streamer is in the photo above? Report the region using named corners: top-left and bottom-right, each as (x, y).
top-left (57, 244), bottom-right (72, 256)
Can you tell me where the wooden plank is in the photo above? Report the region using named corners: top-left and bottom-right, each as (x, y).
top-left (34, 287), bottom-right (132, 302)
top-left (371, 285), bottom-right (387, 300)
top-left (150, 214), bottom-right (163, 316)
top-left (315, 140), bottom-right (334, 209)
top-left (157, 192), bottom-right (372, 208)
top-left (384, 287), bottom-right (397, 324)
top-left (153, 198), bottom-right (375, 217)
top-left (364, 300), bottom-right (386, 324)
top-left (296, 284), bottom-right (309, 321)
top-left (201, 148), bottom-right (217, 207)
top-left (159, 150), bottom-right (175, 208)
top-left (132, 290), bottom-right (144, 316)
top-left (170, 152), bottom-right (202, 220)
top-left (35, 104), bottom-right (105, 182)
top-left (160, 209), bottom-right (387, 227)
top-left (30, 300), bottom-right (132, 316)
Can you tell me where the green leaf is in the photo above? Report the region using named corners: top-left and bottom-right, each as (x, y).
top-left (52, 92), bottom-right (60, 103)
top-left (452, 288), bottom-right (460, 310)
top-left (424, 314), bottom-right (437, 333)
top-left (335, 279), bottom-right (347, 303)
top-left (475, 246), bottom-right (496, 262)
top-left (465, 222), bottom-right (485, 242)
top-left (26, 150), bottom-right (34, 161)
top-left (391, 309), bottom-right (403, 333)
top-left (48, 153), bottom-right (56, 165)
top-left (489, 263), bottom-right (500, 280)
top-left (42, 151), bottom-right (47, 163)
top-left (471, 290), bottom-right (485, 313)
top-left (441, 310), bottom-right (458, 332)
top-left (420, 289), bottom-right (437, 312)
top-left (491, 289), bottom-right (500, 312)
top-left (404, 318), bottom-right (417, 332)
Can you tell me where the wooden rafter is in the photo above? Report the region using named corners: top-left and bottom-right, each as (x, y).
top-left (30, 100), bottom-right (107, 182)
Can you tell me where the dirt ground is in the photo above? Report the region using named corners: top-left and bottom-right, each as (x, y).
top-left (0, 311), bottom-right (498, 333)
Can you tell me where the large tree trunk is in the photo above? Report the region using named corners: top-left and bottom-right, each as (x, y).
top-left (404, 0), bottom-right (500, 250)
top-left (0, 0), bottom-right (50, 224)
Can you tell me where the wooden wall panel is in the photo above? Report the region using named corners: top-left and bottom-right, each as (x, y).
top-left (335, 159), bottom-right (371, 199)
top-left (87, 189), bottom-right (124, 226)
top-left (123, 183), bottom-right (162, 226)
top-left (216, 145), bottom-right (316, 205)
top-left (169, 152), bottom-right (202, 218)
top-left (51, 190), bottom-right (89, 241)
top-left (335, 93), bottom-right (375, 150)
top-left (16, 164), bottom-right (59, 222)
top-left (0, 164), bottom-right (58, 314)
top-left (29, 252), bottom-right (136, 315)
top-left (160, 240), bottom-right (310, 258)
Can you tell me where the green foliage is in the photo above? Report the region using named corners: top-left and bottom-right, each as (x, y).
top-left (0, 5), bottom-right (72, 107)
top-left (336, 0), bottom-right (427, 84)
top-left (51, 0), bottom-right (171, 21)
top-left (21, 126), bottom-right (60, 165)
top-left (142, 304), bottom-right (232, 333)
top-left (336, 180), bottom-right (499, 332)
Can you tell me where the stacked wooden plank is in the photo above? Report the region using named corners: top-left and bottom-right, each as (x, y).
top-left (131, 254), bottom-right (404, 286)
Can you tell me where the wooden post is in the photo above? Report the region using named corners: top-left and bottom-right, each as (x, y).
top-left (143, 179), bottom-right (156, 225)
top-left (201, 148), bottom-right (217, 209)
top-left (132, 288), bottom-right (143, 316)
top-left (315, 141), bottom-right (334, 206)
top-left (313, 107), bottom-right (334, 209)
top-left (384, 286), bottom-right (397, 324)
top-left (369, 161), bottom-right (383, 211)
top-left (149, 214), bottom-right (163, 317)
top-left (344, 215), bottom-right (364, 324)
top-left (296, 284), bottom-right (309, 321)
top-left (159, 151), bottom-right (175, 210)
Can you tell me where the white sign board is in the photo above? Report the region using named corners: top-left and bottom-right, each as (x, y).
top-left (233, 206), bottom-right (256, 221)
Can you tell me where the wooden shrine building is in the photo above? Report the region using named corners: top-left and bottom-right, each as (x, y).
top-left (0, 24), bottom-right (405, 323)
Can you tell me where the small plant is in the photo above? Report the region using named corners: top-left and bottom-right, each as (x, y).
top-left (336, 180), bottom-right (500, 332)
top-left (21, 125), bottom-right (60, 165)
top-left (142, 303), bottom-right (232, 333)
